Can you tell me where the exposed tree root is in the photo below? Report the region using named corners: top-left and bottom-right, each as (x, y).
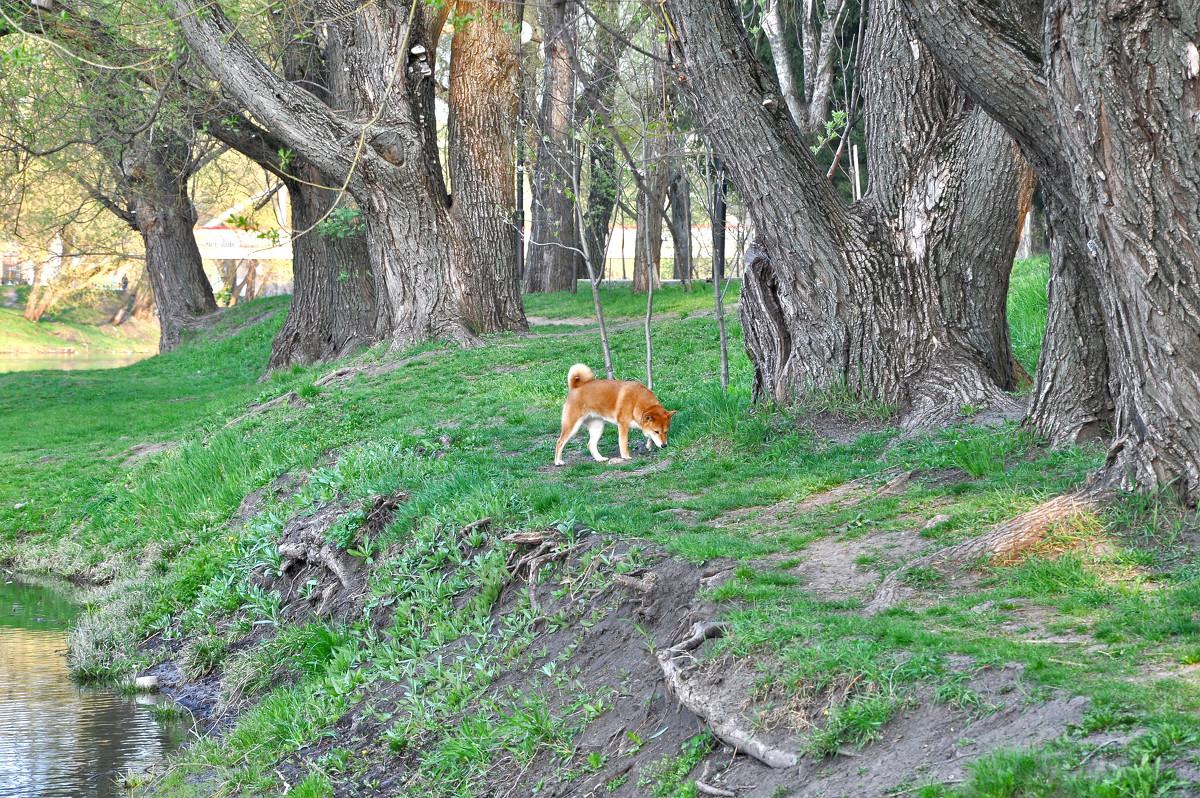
top-left (657, 622), bottom-right (799, 769)
top-left (221, 391), bottom-right (307, 431)
top-left (502, 528), bottom-right (582, 612)
top-left (865, 491), bottom-right (1099, 615)
top-left (899, 356), bottom-right (1027, 432)
top-left (612, 572), bottom-right (659, 593)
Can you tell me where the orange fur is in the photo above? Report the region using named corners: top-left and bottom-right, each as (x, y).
top-left (554, 364), bottom-right (677, 465)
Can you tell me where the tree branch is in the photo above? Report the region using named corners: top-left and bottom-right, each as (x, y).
top-left (169, 0), bottom-right (363, 184)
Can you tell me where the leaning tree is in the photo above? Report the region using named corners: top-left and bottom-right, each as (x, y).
top-left (180, 7), bottom-right (379, 369)
top-left (899, 0), bottom-right (1200, 502)
top-left (170, 0), bottom-right (528, 347)
top-left (0, 1), bottom-right (218, 351)
top-left (657, 0), bottom-right (1031, 429)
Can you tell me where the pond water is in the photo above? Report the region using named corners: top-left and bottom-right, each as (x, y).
top-left (0, 353), bottom-right (152, 374)
top-left (0, 577), bottom-right (192, 798)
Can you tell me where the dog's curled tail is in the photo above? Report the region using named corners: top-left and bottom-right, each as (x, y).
top-left (567, 363), bottom-right (595, 391)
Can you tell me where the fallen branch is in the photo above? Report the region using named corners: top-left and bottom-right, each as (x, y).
top-left (657, 622), bottom-right (799, 769)
top-left (461, 517), bottom-right (492, 535)
top-left (694, 781), bottom-right (735, 797)
top-left (865, 491), bottom-right (1098, 615)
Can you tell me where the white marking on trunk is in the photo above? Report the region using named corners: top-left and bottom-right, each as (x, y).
top-left (910, 40), bottom-right (920, 61)
top-left (1186, 42), bottom-right (1199, 79)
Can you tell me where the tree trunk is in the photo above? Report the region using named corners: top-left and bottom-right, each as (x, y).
top-left (900, 0), bottom-right (1198, 500)
top-left (268, 172), bottom-right (377, 369)
top-left (124, 135), bottom-right (217, 352)
top-left (1026, 193), bottom-right (1112, 445)
top-left (581, 133), bottom-right (619, 284)
top-left (195, 20), bottom-right (380, 369)
top-left (525, 0), bottom-right (578, 294)
top-left (172, 0), bottom-right (526, 350)
top-left (447, 0), bottom-right (527, 329)
top-left (633, 135), bottom-right (667, 294)
top-left (667, 158), bottom-right (692, 289)
top-left (763, 0), bottom-right (849, 134)
top-left (111, 270), bottom-right (155, 326)
top-left (576, 18), bottom-right (628, 289)
top-left (22, 260), bottom-right (46, 322)
top-left (662, 0), bottom-right (1026, 428)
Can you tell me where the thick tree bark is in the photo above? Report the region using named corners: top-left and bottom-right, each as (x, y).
top-left (191, 89), bottom-right (377, 368)
top-left (171, 0), bottom-right (526, 350)
top-left (265, 21), bottom-right (378, 368)
top-left (901, 0), bottom-right (1199, 500)
top-left (662, 0), bottom-right (1026, 428)
top-left (525, 0), bottom-right (579, 294)
top-left (447, 0), bottom-right (527, 328)
top-left (1025, 193), bottom-right (1112, 444)
top-left (268, 171), bottom-right (376, 369)
top-left (122, 135), bottom-right (217, 352)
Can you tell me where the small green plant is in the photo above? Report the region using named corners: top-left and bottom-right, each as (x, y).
top-left (178, 632), bottom-right (229, 680)
top-left (805, 691), bottom-right (905, 759)
top-left (315, 205), bottom-right (365, 239)
top-left (636, 731), bottom-right (714, 797)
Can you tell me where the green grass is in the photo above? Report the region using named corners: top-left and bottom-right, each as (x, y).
top-left (521, 281), bottom-right (740, 320)
top-left (1008, 256), bottom-right (1050, 378)
top-left (0, 304), bottom-right (157, 353)
top-left (3, 265), bottom-right (1198, 796)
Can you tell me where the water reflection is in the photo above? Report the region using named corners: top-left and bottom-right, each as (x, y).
top-left (0, 578), bottom-right (191, 798)
top-left (0, 353), bottom-right (152, 374)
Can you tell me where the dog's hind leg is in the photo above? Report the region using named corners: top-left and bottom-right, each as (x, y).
top-left (585, 418), bottom-right (608, 462)
top-left (555, 415), bottom-right (585, 465)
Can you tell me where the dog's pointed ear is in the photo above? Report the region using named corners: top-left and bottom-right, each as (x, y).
top-left (667, 410), bottom-right (678, 418)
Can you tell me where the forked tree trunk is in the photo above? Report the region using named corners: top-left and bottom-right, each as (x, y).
top-left (525, 0), bottom-right (578, 294)
top-left (762, 0), bottom-right (849, 134)
top-left (172, 0), bottom-right (527, 349)
top-left (196, 23), bottom-right (379, 369)
top-left (900, 0), bottom-right (1198, 500)
top-left (662, 0), bottom-right (1026, 428)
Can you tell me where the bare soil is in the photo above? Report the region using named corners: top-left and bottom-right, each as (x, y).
top-left (141, 478), bottom-right (1112, 796)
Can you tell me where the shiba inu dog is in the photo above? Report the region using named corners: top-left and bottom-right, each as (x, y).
top-left (554, 364), bottom-right (677, 465)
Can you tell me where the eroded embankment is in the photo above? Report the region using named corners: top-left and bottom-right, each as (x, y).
top-left (123, 476), bottom-right (1117, 798)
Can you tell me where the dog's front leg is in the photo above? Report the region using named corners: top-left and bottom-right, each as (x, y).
top-left (617, 423), bottom-right (632, 460)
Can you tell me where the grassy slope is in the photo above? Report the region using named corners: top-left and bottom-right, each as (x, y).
top-left (0, 305), bottom-right (158, 353)
top-left (1, 269), bottom-right (1198, 797)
